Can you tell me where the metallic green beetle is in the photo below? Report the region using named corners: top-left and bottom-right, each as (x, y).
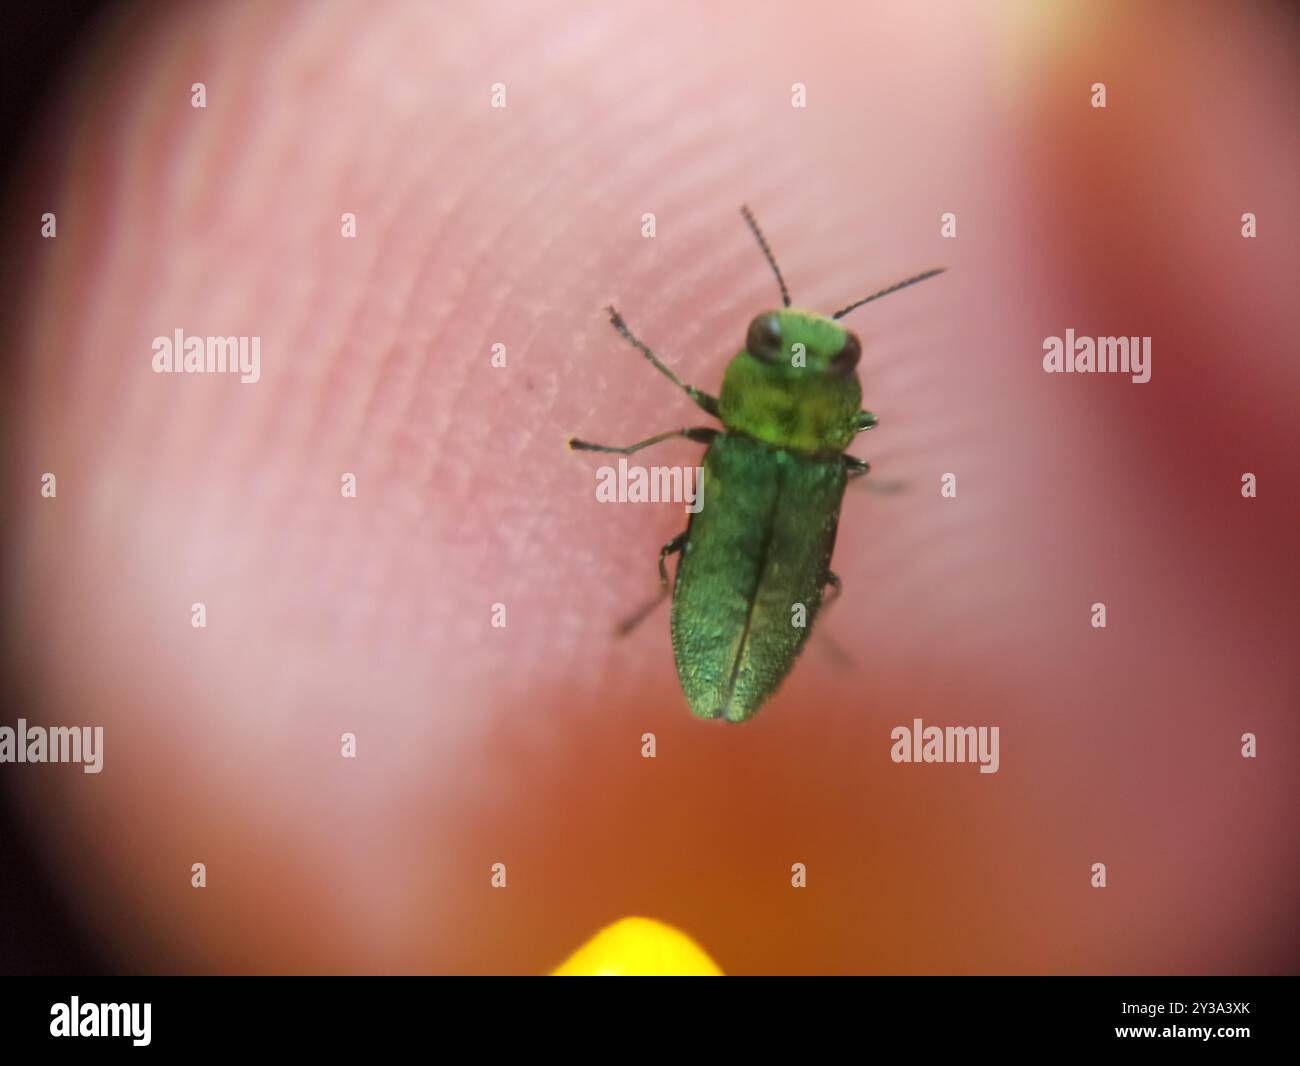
top-left (570, 207), bottom-right (943, 722)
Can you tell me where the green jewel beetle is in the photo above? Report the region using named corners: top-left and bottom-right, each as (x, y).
top-left (570, 206), bottom-right (944, 722)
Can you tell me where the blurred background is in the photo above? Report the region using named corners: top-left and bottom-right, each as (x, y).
top-left (1, 0), bottom-right (1297, 975)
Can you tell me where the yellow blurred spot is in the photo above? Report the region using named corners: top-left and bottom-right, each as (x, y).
top-left (551, 917), bottom-right (724, 976)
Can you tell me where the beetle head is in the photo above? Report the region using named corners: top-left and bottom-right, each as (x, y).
top-left (718, 308), bottom-right (863, 454)
top-left (743, 308), bottom-right (860, 378)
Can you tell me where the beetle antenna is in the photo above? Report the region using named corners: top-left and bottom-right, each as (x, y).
top-left (740, 205), bottom-right (791, 308)
top-left (831, 268), bottom-right (945, 320)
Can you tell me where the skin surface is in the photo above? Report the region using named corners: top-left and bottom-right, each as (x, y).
top-left (2, 1), bottom-right (1298, 975)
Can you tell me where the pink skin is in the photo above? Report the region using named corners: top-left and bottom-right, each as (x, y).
top-left (4, 2), bottom-right (1298, 973)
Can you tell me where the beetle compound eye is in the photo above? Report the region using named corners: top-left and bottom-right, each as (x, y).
top-left (745, 314), bottom-right (783, 363)
top-left (831, 331), bottom-right (861, 375)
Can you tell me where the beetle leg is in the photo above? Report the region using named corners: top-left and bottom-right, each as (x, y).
top-left (657, 530), bottom-right (688, 587)
top-left (844, 454), bottom-right (871, 478)
top-left (614, 531), bottom-right (688, 636)
top-left (855, 410), bottom-right (878, 433)
top-left (569, 427), bottom-right (718, 454)
top-left (824, 569), bottom-right (842, 605)
top-left (605, 305), bottom-right (721, 418)
top-left (813, 571), bottom-right (855, 666)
